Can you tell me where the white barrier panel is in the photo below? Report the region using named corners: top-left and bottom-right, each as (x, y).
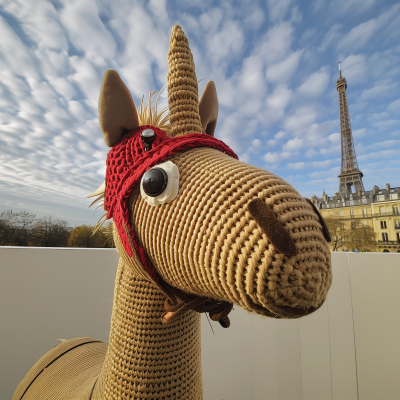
top-left (1, 248), bottom-right (399, 399)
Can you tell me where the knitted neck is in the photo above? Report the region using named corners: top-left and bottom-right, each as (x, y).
top-left (93, 259), bottom-right (203, 400)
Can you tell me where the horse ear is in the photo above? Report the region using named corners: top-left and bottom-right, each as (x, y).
top-left (199, 81), bottom-right (218, 137)
top-left (99, 69), bottom-right (140, 147)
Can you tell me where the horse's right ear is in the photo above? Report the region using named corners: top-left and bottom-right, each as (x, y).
top-left (99, 69), bottom-right (140, 147)
top-left (199, 81), bottom-right (218, 137)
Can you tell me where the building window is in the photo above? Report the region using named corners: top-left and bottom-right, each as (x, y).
top-left (382, 232), bottom-right (388, 242)
top-left (339, 211), bottom-right (343, 217)
top-left (377, 195), bottom-right (385, 201)
top-left (363, 208), bottom-right (368, 217)
top-left (350, 209), bottom-right (354, 218)
top-left (362, 198), bottom-right (367, 204)
top-left (350, 200), bottom-right (355, 206)
top-left (393, 206), bottom-right (399, 215)
top-left (390, 193), bottom-right (399, 200)
top-left (395, 220), bottom-right (400, 229)
top-left (380, 207), bottom-right (385, 215)
top-left (380, 221), bottom-right (387, 229)
top-left (397, 233), bottom-right (400, 243)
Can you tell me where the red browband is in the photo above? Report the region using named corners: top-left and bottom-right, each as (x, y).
top-left (104, 125), bottom-right (238, 283)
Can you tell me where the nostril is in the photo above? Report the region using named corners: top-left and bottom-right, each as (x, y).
top-left (248, 198), bottom-right (297, 257)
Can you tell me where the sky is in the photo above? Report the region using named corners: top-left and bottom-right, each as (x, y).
top-left (0, 0), bottom-right (399, 227)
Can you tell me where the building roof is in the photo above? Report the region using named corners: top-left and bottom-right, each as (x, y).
top-left (311, 184), bottom-right (400, 210)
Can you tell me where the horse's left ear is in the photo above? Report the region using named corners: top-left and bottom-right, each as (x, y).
top-left (199, 81), bottom-right (218, 137)
top-left (99, 69), bottom-right (140, 147)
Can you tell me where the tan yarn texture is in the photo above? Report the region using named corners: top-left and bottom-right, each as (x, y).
top-left (130, 147), bottom-right (332, 319)
top-left (12, 338), bottom-right (107, 400)
top-left (167, 25), bottom-right (203, 137)
top-left (14, 24), bottom-right (332, 400)
top-left (91, 259), bottom-right (203, 400)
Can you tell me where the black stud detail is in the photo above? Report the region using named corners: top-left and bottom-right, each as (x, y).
top-left (141, 129), bottom-right (156, 152)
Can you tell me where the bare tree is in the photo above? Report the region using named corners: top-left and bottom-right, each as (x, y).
top-left (324, 212), bottom-right (349, 251)
top-left (324, 211), bottom-right (377, 252)
top-left (30, 216), bottom-right (69, 247)
top-left (0, 209), bottom-right (36, 246)
top-left (348, 220), bottom-right (377, 252)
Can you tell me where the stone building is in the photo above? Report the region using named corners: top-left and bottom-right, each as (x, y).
top-left (310, 64), bottom-right (400, 252)
top-left (312, 184), bottom-right (400, 252)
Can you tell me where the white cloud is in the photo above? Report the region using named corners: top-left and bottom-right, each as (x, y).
top-left (283, 137), bottom-right (303, 151)
top-left (207, 20), bottom-right (244, 64)
top-left (265, 50), bottom-right (302, 83)
top-left (318, 24), bottom-right (341, 51)
top-left (309, 166), bottom-right (340, 179)
top-left (353, 128), bottom-right (368, 138)
top-left (358, 149), bottom-right (399, 162)
top-left (313, 0), bottom-right (376, 18)
top-left (274, 131), bottom-right (286, 139)
top-left (338, 4), bottom-right (400, 53)
top-left (297, 67), bottom-right (330, 97)
top-left (267, 0), bottom-right (293, 22)
top-left (305, 148), bottom-right (317, 159)
top-left (258, 22), bottom-right (294, 65)
top-left (287, 159), bottom-right (334, 170)
top-left (263, 151), bottom-right (292, 164)
top-left (264, 85), bottom-right (292, 123)
top-left (0, 16), bottom-right (40, 80)
top-left (388, 99), bottom-right (400, 111)
top-left (284, 107), bottom-right (317, 134)
top-left (339, 19), bottom-right (379, 53)
top-left (244, 7), bottom-right (265, 29)
top-left (340, 54), bottom-right (367, 84)
top-left (60, 0), bottom-right (117, 59)
top-left (361, 81), bottom-right (399, 101)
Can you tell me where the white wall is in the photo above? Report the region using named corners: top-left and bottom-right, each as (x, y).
top-left (1, 248), bottom-right (399, 400)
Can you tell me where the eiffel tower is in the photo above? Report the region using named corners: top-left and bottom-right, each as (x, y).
top-left (336, 63), bottom-right (364, 195)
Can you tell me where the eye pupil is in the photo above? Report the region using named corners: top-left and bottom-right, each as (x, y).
top-left (142, 168), bottom-right (168, 197)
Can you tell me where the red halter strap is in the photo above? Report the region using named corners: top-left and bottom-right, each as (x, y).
top-left (104, 125), bottom-right (238, 283)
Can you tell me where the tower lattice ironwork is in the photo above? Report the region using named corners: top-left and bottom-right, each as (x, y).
top-left (336, 63), bottom-right (364, 195)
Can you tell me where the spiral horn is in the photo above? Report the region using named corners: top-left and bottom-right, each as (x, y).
top-left (167, 25), bottom-right (203, 137)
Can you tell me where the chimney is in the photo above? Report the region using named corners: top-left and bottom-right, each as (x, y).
top-left (385, 182), bottom-right (390, 191)
top-left (357, 190), bottom-right (362, 197)
top-left (372, 185), bottom-right (379, 195)
top-left (323, 193), bottom-right (328, 202)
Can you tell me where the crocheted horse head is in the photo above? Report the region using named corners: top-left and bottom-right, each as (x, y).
top-left (13, 25), bottom-right (332, 400)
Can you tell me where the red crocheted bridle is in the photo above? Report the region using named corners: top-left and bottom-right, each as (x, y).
top-left (104, 125), bottom-right (238, 284)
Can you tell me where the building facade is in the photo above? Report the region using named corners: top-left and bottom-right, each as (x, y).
top-left (312, 184), bottom-right (400, 252)
top-left (309, 65), bottom-right (400, 252)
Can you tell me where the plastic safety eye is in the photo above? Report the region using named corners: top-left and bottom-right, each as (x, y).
top-left (140, 161), bottom-right (180, 206)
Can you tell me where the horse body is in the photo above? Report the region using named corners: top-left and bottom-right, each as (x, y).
top-left (14, 25), bottom-right (332, 400)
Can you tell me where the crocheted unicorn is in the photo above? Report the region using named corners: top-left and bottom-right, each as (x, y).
top-left (13, 25), bottom-right (332, 400)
